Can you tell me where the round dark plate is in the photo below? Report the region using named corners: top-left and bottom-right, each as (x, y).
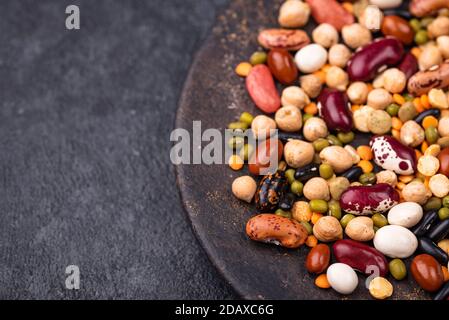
top-left (176, 0), bottom-right (428, 299)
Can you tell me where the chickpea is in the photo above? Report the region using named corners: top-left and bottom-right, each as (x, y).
top-left (419, 44), bottom-right (443, 71)
top-left (437, 36), bottom-right (449, 59)
top-left (376, 170), bottom-right (398, 187)
top-left (300, 74), bottom-right (322, 98)
top-left (400, 120), bottom-right (425, 147)
top-left (345, 217), bottom-right (375, 242)
top-left (313, 216), bottom-right (343, 242)
top-left (232, 176), bottom-right (257, 203)
top-left (372, 73), bottom-right (385, 89)
top-left (382, 68), bottom-right (406, 94)
top-left (368, 110), bottom-right (392, 135)
top-left (429, 174), bottom-right (449, 198)
top-left (328, 44), bottom-right (352, 68)
top-left (367, 88), bottom-right (393, 110)
top-left (438, 117), bottom-right (449, 137)
top-left (347, 82), bottom-right (369, 104)
top-left (418, 155), bottom-right (440, 176)
top-left (284, 139), bottom-right (315, 168)
top-left (251, 115), bottom-right (277, 139)
top-left (275, 106), bottom-right (303, 132)
top-left (281, 86), bottom-right (310, 109)
top-left (360, 5), bottom-right (383, 31)
top-left (342, 23), bottom-right (372, 49)
top-left (320, 146), bottom-right (353, 173)
top-left (303, 177), bottom-right (330, 200)
top-left (278, 0), bottom-right (311, 28)
top-left (344, 145), bottom-right (360, 164)
top-left (427, 16), bottom-right (449, 39)
top-left (325, 66), bottom-right (349, 91)
top-left (303, 117), bottom-right (328, 141)
top-left (402, 181), bottom-right (431, 205)
top-left (353, 105), bottom-right (375, 132)
top-left (312, 23), bottom-right (339, 48)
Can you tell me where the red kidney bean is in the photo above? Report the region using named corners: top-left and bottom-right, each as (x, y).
top-left (306, 244), bottom-right (331, 274)
top-left (408, 61), bottom-right (449, 96)
top-left (347, 38), bottom-right (404, 82)
top-left (249, 138), bottom-right (284, 176)
top-left (267, 49), bottom-right (298, 85)
top-left (410, 0), bottom-right (449, 17)
top-left (427, 219), bottom-right (449, 243)
top-left (333, 240), bottom-right (389, 277)
top-left (305, 0), bottom-right (354, 31)
top-left (317, 88), bottom-right (353, 132)
top-left (418, 237), bottom-right (449, 265)
top-left (398, 52), bottom-right (419, 80)
top-left (370, 135), bottom-right (417, 175)
top-left (246, 64), bottom-right (281, 114)
top-left (340, 183), bottom-right (400, 215)
top-left (410, 254), bottom-right (444, 292)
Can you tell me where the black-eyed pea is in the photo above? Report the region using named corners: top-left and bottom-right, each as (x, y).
top-left (418, 155), bottom-right (440, 176)
top-left (275, 105), bottom-right (303, 132)
top-left (325, 66), bottom-right (349, 91)
top-left (328, 44), bottom-right (352, 68)
top-left (232, 176), bottom-right (257, 203)
top-left (367, 88), bottom-right (393, 110)
top-left (429, 174), bottom-right (449, 198)
top-left (347, 82), bottom-right (369, 104)
top-left (400, 120), bottom-right (425, 147)
top-left (368, 110), bottom-right (392, 135)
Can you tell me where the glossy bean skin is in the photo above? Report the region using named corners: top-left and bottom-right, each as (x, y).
top-left (408, 61), bottom-right (449, 96)
top-left (410, 254), bottom-right (444, 292)
top-left (341, 166), bottom-right (364, 182)
top-left (267, 49), bottom-right (298, 85)
top-left (398, 53), bottom-right (419, 80)
top-left (370, 135), bottom-right (417, 175)
top-left (306, 244), bottom-right (331, 274)
top-left (294, 163), bottom-right (320, 183)
top-left (255, 171), bottom-right (288, 212)
top-left (381, 16), bottom-right (415, 45)
top-left (410, 0), bottom-right (449, 17)
top-left (414, 109), bottom-right (441, 124)
top-left (333, 239), bottom-right (389, 277)
top-left (438, 148), bottom-right (449, 177)
top-left (317, 89), bottom-right (353, 132)
top-left (383, 10), bottom-right (413, 20)
top-left (279, 193), bottom-right (296, 211)
top-left (347, 38), bottom-right (404, 82)
top-left (305, 0), bottom-right (354, 31)
top-left (434, 282), bottom-right (449, 300)
top-left (412, 210), bottom-right (439, 237)
top-left (258, 29), bottom-right (310, 51)
top-left (427, 219), bottom-right (449, 243)
top-left (249, 138), bottom-right (284, 175)
top-left (340, 183), bottom-right (400, 215)
top-left (246, 65), bottom-right (281, 113)
top-left (246, 214), bottom-right (308, 248)
top-left (278, 132), bottom-right (305, 142)
top-left (418, 237), bottom-right (449, 265)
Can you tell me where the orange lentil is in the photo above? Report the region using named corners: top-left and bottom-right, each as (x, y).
top-left (228, 155), bottom-right (244, 170)
top-left (414, 97), bottom-right (425, 113)
top-left (392, 129), bottom-right (401, 140)
top-left (393, 93), bottom-right (406, 105)
top-left (304, 102), bottom-right (318, 115)
top-left (358, 160), bottom-right (374, 173)
top-left (396, 182), bottom-right (406, 190)
top-left (321, 64), bottom-right (332, 73)
top-left (392, 117), bottom-right (403, 130)
top-left (424, 176), bottom-right (430, 189)
top-left (399, 175), bottom-right (414, 183)
top-left (235, 62), bottom-right (252, 77)
top-left (411, 47), bottom-right (422, 59)
top-left (311, 212), bottom-right (323, 225)
top-left (415, 149), bottom-right (423, 159)
top-left (351, 104), bottom-right (361, 112)
top-left (442, 266), bottom-right (449, 282)
top-left (315, 274), bottom-right (331, 289)
top-left (342, 2), bottom-right (353, 13)
top-left (367, 83), bottom-right (374, 92)
top-left (421, 94), bottom-right (431, 109)
top-left (306, 235), bottom-right (318, 248)
top-left (357, 145), bottom-right (373, 161)
top-left (313, 70), bottom-right (326, 84)
top-left (422, 116), bottom-right (438, 129)
top-left (421, 141), bottom-right (429, 153)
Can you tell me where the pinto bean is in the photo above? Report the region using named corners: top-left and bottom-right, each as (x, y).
top-left (246, 214), bottom-right (308, 248)
top-left (258, 29), bottom-right (310, 51)
top-left (410, 0), bottom-right (449, 18)
top-left (407, 61), bottom-right (449, 96)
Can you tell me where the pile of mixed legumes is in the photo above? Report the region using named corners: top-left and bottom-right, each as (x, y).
top-left (227, 0), bottom-right (449, 299)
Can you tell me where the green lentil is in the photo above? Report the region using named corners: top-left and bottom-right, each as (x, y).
top-left (403, 94), bottom-right (414, 102)
top-left (309, 200), bottom-right (328, 213)
top-left (337, 131), bottom-right (355, 144)
top-left (373, 226), bottom-right (379, 233)
top-left (228, 121), bottom-right (249, 130)
top-left (409, 19), bottom-right (421, 32)
top-left (319, 164), bottom-right (334, 180)
top-left (239, 143), bottom-right (253, 161)
top-left (228, 136), bottom-right (245, 150)
top-left (300, 221), bottom-right (313, 235)
top-left (359, 172), bottom-right (377, 185)
top-left (372, 213), bottom-right (388, 228)
top-left (303, 113), bottom-right (313, 124)
top-left (424, 197), bottom-right (442, 211)
top-left (249, 51), bottom-right (267, 65)
top-left (313, 138), bottom-right (330, 152)
top-left (438, 207), bottom-right (449, 221)
top-left (327, 134), bottom-right (342, 147)
top-left (425, 126), bottom-right (439, 144)
top-left (398, 102), bottom-right (418, 122)
top-left (328, 200), bottom-right (342, 220)
top-left (421, 17), bottom-right (434, 27)
top-left (291, 180), bottom-right (303, 196)
top-left (415, 30), bottom-right (428, 45)
top-left (275, 209), bottom-right (292, 218)
top-left (239, 112), bottom-right (254, 125)
top-left (285, 169), bottom-right (296, 184)
top-left (386, 103), bottom-right (400, 117)
top-left (442, 195), bottom-right (449, 208)
top-left (340, 214), bottom-right (355, 228)
top-left (389, 259), bottom-right (407, 281)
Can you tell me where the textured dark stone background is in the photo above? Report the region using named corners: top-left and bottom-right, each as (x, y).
top-left (0, 0), bottom-right (236, 299)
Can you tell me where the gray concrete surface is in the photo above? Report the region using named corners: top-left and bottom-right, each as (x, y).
top-left (0, 0), bottom-right (236, 299)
